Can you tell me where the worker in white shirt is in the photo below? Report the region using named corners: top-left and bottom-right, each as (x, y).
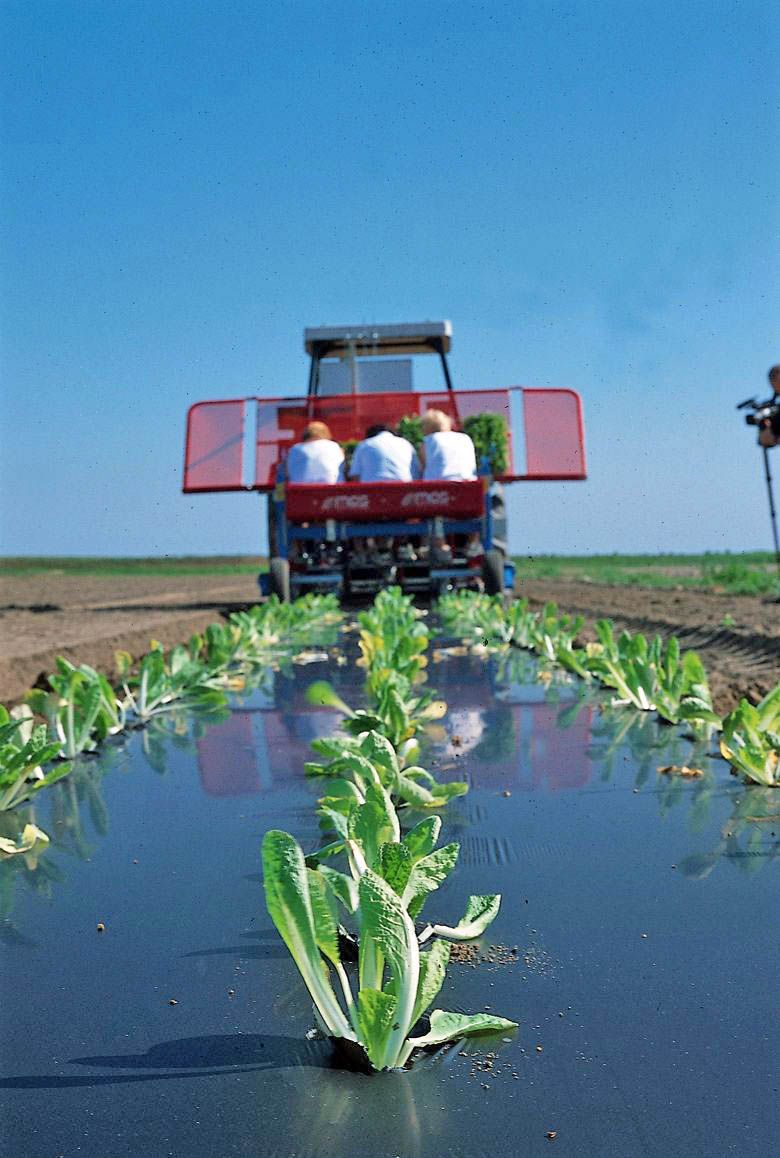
top-left (348, 424), bottom-right (418, 482)
top-left (286, 421), bottom-right (345, 483)
top-left (348, 423), bottom-right (418, 565)
top-left (419, 409), bottom-right (477, 479)
top-left (419, 409), bottom-right (480, 561)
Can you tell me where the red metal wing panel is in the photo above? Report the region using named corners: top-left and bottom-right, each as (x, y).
top-left (520, 388), bottom-right (586, 480)
top-left (183, 387), bottom-right (586, 492)
top-left (183, 400), bottom-right (246, 492)
top-left (285, 479), bottom-right (485, 522)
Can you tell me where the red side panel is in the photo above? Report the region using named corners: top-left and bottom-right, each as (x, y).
top-left (520, 389), bottom-right (586, 480)
top-left (183, 387), bottom-right (587, 493)
top-left (183, 400), bottom-right (245, 492)
top-left (285, 479), bottom-right (485, 522)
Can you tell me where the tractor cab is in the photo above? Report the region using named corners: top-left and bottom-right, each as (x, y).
top-left (305, 321), bottom-right (454, 396)
top-left (183, 321), bottom-right (586, 601)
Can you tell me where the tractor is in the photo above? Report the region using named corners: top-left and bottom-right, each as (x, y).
top-left (183, 321), bottom-right (586, 600)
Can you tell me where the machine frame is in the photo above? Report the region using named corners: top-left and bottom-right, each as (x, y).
top-left (182, 322), bottom-right (587, 600)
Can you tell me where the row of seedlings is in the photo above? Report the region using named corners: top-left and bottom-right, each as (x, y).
top-left (436, 592), bottom-right (780, 787)
top-left (0, 594), bottom-right (343, 858)
top-left (262, 587), bottom-right (517, 1071)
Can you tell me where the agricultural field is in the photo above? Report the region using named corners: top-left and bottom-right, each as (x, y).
top-left (1, 554), bottom-right (778, 709)
top-left (1, 584), bottom-right (777, 1157)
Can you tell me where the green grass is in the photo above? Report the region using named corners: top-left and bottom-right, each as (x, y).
top-left (0, 556), bottom-right (264, 577)
top-left (2, 551), bottom-right (779, 596)
top-left (513, 551), bottom-right (780, 596)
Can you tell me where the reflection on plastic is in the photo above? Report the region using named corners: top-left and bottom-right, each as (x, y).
top-left (196, 702), bottom-right (342, 796)
top-left (447, 702), bottom-right (593, 791)
top-left (195, 664), bottom-right (594, 796)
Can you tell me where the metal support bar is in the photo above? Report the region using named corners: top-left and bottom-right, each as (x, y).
top-left (761, 446), bottom-right (780, 573)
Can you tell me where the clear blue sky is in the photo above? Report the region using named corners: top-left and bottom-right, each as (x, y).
top-left (2, 0), bottom-right (778, 557)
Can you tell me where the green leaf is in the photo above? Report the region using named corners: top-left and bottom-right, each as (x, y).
top-left (310, 736), bottom-right (360, 759)
top-left (317, 778), bottom-right (364, 811)
top-left (357, 988), bottom-right (398, 1071)
top-left (306, 867), bottom-right (341, 966)
top-left (402, 843), bottom-right (460, 919)
top-left (305, 681), bottom-right (354, 716)
top-left (422, 894), bottom-right (501, 941)
top-left (349, 796), bottom-right (396, 868)
top-left (262, 830), bottom-right (352, 1039)
top-left (396, 774), bottom-right (436, 807)
top-left (317, 865), bottom-right (358, 913)
top-left (401, 816), bottom-right (442, 861)
top-left (405, 1009), bottom-right (517, 1052)
top-left (411, 939), bottom-right (451, 1027)
top-left (427, 781), bottom-right (469, 806)
top-left (376, 842), bottom-right (414, 896)
top-left (359, 731), bottom-right (399, 776)
top-left (318, 806), bottom-right (351, 840)
top-left (358, 868), bottom-right (420, 1069)
top-left (342, 713), bottom-right (385, 736)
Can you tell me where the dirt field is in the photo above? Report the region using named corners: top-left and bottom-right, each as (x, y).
top-left (1, 571), bottom-right (778, 712)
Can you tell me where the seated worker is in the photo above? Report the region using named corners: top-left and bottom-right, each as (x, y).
top-left (419, 410), bottom-right (479, 561)
top-left (286, 421), bottom-right (345, 483)
top-left (419, 409), bottom-right (477, 479)
top-left (348, 423), bottom-right (418, 482)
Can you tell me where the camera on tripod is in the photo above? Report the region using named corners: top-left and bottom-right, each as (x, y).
top-left (737, 396), bottom-right (780, 427)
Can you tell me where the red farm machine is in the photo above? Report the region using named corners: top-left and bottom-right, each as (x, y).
top-left (183, 322), bottom-right (586, 600)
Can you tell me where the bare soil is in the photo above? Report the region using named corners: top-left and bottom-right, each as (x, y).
top-left (0, 572), bottom-right (778, 713)
top-left (0, 573), bottom-right (260, 703)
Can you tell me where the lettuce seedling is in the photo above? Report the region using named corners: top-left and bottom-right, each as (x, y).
top-left (0, 705), bottom-right (71, 811)
top-left (720, 691), bottom-right (780, 786)
top-left (262, 830), bottom-right (517, 1071)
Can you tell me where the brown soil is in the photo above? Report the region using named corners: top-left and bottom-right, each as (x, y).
top-left (0, 573), bottom-right (260, 703)
top-left (0, 572), bottom-right (778, 713)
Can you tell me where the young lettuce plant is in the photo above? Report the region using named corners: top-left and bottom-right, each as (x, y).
top-left (653, 641), bottom-right (721, 733)
top-left (0, 705), bottom-right (72, 811)
top-left (307, 771), bottom-right (502, 984)
top-left (585, 625), bottom-right (658, 711)
top-left (306, 726), bottom-right (467, 813)
top-left (305, 679), bottom-right (448, 750)
top-left (26, 659), bottom-right (126, 758)
top-left (117, 645), bottom-right (228, 722)
top-left (720, 688), bottom-right (780, 787)
top-left (262, 830), bottom-right (516, 1071)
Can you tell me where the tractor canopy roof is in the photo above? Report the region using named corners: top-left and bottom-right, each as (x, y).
top-left (304, 321), bottom-right (452, 358)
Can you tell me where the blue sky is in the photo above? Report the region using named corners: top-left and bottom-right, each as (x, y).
top-left (2, 0), bottom-right (778, 557)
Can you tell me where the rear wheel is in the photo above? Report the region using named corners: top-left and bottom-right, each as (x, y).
top-left (269, 557), bottom-right (290, 602)
top-left (483, 548), bottom-right (504, 596)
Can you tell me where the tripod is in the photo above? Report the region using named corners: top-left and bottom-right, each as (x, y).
top-left (760, 445), bottom-right (780, 574)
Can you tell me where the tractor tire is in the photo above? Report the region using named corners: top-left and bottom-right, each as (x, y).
top-left (489, 482), bottom-right (507, 554)
top-left (267, 504), bottom-right (278, 557)
top-left (483, 548), bottom-right (505, 596)
top-left (269, 557), bottom-right (291, 603)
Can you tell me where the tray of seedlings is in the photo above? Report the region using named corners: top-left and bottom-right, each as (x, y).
top-left (0, 589), bottom-right (777, 1157)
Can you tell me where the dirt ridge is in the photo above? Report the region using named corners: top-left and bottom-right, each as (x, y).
top-left (1, 572), bottom-right (778, 712)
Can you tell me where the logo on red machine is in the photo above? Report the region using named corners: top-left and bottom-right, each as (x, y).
top-left (400, 490), bottom-right (451, 509)
top-left (320, 493), bottom-right (371, 513)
